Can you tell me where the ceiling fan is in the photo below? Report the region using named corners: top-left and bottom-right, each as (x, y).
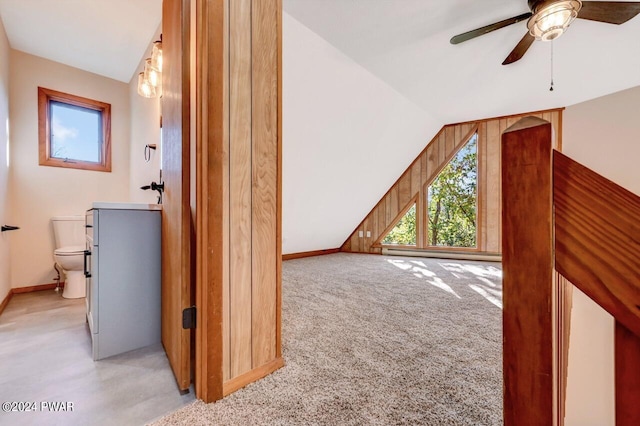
top-left (450, 1), bottom-right (640, 65)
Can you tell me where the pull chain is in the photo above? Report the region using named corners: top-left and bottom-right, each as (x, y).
top-left (549, 41), bottom-right (554, 92)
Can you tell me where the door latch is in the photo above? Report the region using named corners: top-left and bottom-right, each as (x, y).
top-left (182, 306), bottom-right (196, 329)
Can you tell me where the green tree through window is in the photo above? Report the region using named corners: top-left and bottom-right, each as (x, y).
top-left (382, 204), bottom-right (416, 245)
top-left (427, 133), bottom-right (477, 247)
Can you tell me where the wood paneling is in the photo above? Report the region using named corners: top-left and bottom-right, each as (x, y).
top-left (229, 0), bottom-right (253, 379)
top-left (501, 117), bottom-right (554, 426)
top-left (161, 0), bottom-right (192, 393)
top-left (554, 151), bottom-right (640, 338)
top-left (195, 0), bottom-right (281, 402)
top-left (615, 321), bottom-right (640, 425)
top-left (556, 273), bottom-right (573, 426)
top-left (341, 108), bottom-right (563, 255)
top-left (251, 0), bottom-right (279, 369)
top-left (197, 0), bottom-right (281, 398)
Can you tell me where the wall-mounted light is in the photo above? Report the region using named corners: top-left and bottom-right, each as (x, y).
top-left (527, 0), bottom-right (581, 41)
top-left (151, 38), bottom-right (163, 72)
top-left (137, 35), bottom-right (163, 98)
top-left (137, 72), bottom-right (156, 98)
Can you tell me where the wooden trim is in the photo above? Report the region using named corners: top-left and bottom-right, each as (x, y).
top-left (554, 150), bottom-right (640, 338)
top-left (0, 290), bottom-right (12, 316)
top-left (283, 248), bottom-right (340, 261)
top-left (447, 107), bottom-right (565, 128)
top-left (11, 283), bottom-right (64, 294)
top-left (194, 0), bottom-right (225, 402)
top-left (422, 125), bottom-right (479, 193)
top-left (373, 195), bottom-right (418, 246)
top-left (1, 283), bottom-right (67, 316)
top-left (423, 125), bottom-right (479, 249)
top-left (275, 0), bottom-right (283, 362)
top-left (222, 357), bottom-right (284, 396)
top-left (502, 117), bottom-right (555, 425)
top-left (615, 321), bottom-right (640, 425)
top-left (555, 272), bottom-right (573, 426)
top-left (37, 87), bottom-right (112, 172)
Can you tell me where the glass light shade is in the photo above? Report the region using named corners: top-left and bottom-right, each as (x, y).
top-left (144, 58), bottom-right (161, 88)
top-left (527, 0), bottom-right (581, 41)
top-left (151, 40), bottom-right (163, 72)
top-left (137, 72), bottom-right (156, 98)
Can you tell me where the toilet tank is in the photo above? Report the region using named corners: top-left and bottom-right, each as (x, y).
top-left (52, 216), bottom-right (85, 249)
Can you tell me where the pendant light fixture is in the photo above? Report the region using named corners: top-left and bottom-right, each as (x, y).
top-left (137, 35), bottom-right (163, 98)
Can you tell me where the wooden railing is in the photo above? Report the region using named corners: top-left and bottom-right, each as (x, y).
top-left (502, 117), bottom-right (640, 425)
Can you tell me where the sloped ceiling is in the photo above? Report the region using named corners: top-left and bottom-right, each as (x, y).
top-left (0, 0), bottom-right (162, 83)
top-left (284, 0), bottom-right (640, 124)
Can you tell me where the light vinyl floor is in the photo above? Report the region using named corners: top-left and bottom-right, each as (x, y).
top-left (0, 290), bottom-right (194, 426)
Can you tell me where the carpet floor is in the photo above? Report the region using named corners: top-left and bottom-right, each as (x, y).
top-left (151, 253), bottom-right (503, 425)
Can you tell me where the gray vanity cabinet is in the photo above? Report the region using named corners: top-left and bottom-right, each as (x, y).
top-left (85, 203), bottom-right (161, 361)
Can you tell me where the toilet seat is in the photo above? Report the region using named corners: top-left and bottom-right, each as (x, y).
top-left (54, 245), bottom-right (85, 256)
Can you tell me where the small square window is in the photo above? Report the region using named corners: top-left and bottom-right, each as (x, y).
top-left (38, 87), bottom-right (111, 172)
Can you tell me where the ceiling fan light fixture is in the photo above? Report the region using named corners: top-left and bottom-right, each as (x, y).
top-left (527, 0), bottom-right (582, 41)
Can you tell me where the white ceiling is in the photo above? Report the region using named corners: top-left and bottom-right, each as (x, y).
top-left (0, 0), bottom-right (162, 83)
top-left (284, 0), bottom-right (640, 124)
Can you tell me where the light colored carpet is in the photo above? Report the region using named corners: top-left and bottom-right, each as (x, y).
top-left (152, 253), bottom-right (503, 425)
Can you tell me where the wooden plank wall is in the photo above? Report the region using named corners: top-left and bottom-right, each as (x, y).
top-left (222, 0), bottom-right (283, 393)
top-left (196, 0), bottom-right (282, 401)
top-left (341, 109), bottom-right (563, 255)
top-left (223, 0), bottom-right (282, 395)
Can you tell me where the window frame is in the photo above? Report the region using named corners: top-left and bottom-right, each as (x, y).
top-left (425, 132), bottom-right (479, 250)
top-left (38, 87), bottom-right (112, 172)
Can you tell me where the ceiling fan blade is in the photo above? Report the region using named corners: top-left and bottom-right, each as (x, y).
top-left (578, 1), bottom-right (640, 24)
top-left (450, 12), bottom-right (532, 44)
top-left (502, 32), bottom-right (536, 65)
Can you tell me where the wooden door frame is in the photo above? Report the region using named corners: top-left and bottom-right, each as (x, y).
top-left (194, 0), bottom-right (225, 402)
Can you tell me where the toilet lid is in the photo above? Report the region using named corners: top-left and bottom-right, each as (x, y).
top-left (54, 245), bottom-right (85, 256)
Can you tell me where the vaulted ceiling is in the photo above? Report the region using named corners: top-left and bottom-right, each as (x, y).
top-left (1, 0), bottom-right (639, 254)
top-left (284, 0), bottom-right (640, 124)
top-left (0, 0), bottom-right (162, 82)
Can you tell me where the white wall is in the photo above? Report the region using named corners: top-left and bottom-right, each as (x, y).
top-left (0, 17), bottom-right (10, 302)
top-left (282, 12), bottom-right (440, 254)
top-left (563, 85), bottom-right (640, 426)
top-left (8, 50), bottom-right (130, 288)
top-left (128, 30), bottom-right (162, 205)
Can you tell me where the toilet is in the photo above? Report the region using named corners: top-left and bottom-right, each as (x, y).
top-left (51, 216), bottom-right (86, 299)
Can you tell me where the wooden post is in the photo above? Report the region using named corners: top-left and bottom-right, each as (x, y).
top-left (615, 321), bottom-right (640, 425)
top-left (502, 117), bottom-right (554, 425)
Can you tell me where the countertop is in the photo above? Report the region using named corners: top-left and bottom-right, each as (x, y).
top-left (90, 202), bottom-right (162, 211)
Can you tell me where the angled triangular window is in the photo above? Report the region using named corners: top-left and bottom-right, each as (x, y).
top-left (382, 203), bottom-right (416, 245)
top-left (427, 133), bottom-right (478, 248)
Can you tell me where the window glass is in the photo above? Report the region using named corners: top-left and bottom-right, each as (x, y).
top-left (50, 101), bottom-right (102, 163)
top-left (427, 133), bottom-right (478, 248)
top-left (382, 204), bottom-right (416, 245)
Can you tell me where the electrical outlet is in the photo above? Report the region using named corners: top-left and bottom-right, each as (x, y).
top-left (366, 231), bottom-right (371, 238)
top-left (358, 231), bottom-right (364, 238)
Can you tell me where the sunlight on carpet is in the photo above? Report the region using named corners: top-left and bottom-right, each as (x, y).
top-left (150, 253), bottom-right (503, 425)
